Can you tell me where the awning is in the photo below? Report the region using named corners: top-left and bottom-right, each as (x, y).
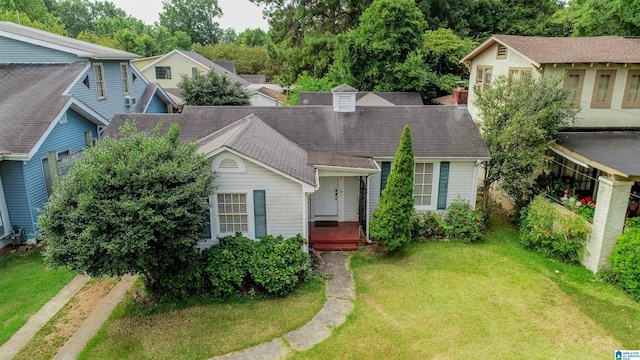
top-left (308, 152), bottom-right (380, 175)
top-left (554, 131), bottom-right (640, 178)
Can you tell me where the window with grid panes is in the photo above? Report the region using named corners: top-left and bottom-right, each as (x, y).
top-left (564, 70), bottom-right (585, 107)
top-left (217, 193), bottom-right (248, 233)
top-left (590, 70), bottom-right (616, 108)
top-left (622, 70), bottom-right (640, 108)
top-left (475, 66), bottom-right (492, 91)
top-left (93, 63), bottom-right (106, 99)
top-left (414, 163), bottom-right (434, 206)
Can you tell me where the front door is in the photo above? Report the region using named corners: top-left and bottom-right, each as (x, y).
top-left (315, 177), bottom-right (338, 217)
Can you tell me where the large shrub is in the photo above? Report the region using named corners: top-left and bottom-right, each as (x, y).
top-left (204, 233), bottom-right (310, 297)
top-left (520, 196), bottom-right (591, 263)
top-left (610, 228), bottom-right (640, 301)
top-left (411, 211), bottom-right (446, 240)
top-left (443, 198), bottom-right (484, 244)
top-left (39, 122), bottom-right (215, 299)
top-left (370, 125), bottom-right (415, 251)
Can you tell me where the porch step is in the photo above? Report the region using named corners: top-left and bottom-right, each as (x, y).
top-left (309, 238), bottom-right (361, 243)
top-left (312, 242), bottom-right (358, 251)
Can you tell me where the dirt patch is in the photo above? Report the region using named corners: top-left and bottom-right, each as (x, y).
top-left (47, 278), bottom-right (117, 341)
top-left (0, 243), bottom-right (39, 257)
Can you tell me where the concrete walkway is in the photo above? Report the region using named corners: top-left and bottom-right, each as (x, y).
top-left (212, 251), bottom-right (355, 360)
top-left (0, 275), bottom-right (90, 360)
top-left (53, 274), bottom-right (136, 360)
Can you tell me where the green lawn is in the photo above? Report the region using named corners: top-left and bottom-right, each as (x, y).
top-left (292, 216), bottom-right (640, 360)
top-left (78, 280), bottom-right (325, 360)
top-left (0, 251), bottom-right (75, 345)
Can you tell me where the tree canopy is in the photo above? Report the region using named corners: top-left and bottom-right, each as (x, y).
top-left (160, 0), bottom-right (223, 45)
top-left (178, 69), bottom-right (250, 106)
top-left (475, 74), bottom-right (578, 210)
top-left (39, 122), bottom-right (215, 299)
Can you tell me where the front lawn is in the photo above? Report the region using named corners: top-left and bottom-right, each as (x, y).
top-left (0, 251), bottom-right (75, 345)
top-left (78, 279), bottom-right (325, 360)
top-left (292, 216), bottom-right (640, 359)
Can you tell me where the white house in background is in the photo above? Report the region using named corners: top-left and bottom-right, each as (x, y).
top-left (461, 35), bottom-right (640, 272)
top-left (106, 85), bottom-right (490, 251)
top-left (132, 50), bottom-right (284, 106)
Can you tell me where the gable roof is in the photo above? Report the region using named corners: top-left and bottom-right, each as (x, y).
top-left (250, 87), bottom-right (287, 102)
top-left (355, 93), bottom-right (395, 106)
top-left (461, 35), bottom-right (640, 67)
top-left (0, 63), bottom-right (100, 156)
top-left (0, 21), bottom-right (139, 60)
top-left (213, 60), bottom-right (236, 74)
top-left (106, 106), bottom-right (490, 160)
top-left (332, 84), bottom-right (358, 92)
top-left (136, 83), bottom-right (178, 113)
top-left (199, 114), bottom-right (316, 185)
top-left (298, 92), bottom-right (424, 106)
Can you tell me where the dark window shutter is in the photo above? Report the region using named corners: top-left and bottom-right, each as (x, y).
top-left (203, 209), bottom-right (212, 239)
top-left (380, 162), bottom-right (391, 196)
top-left (254, 190), bottom-right (267, 238)
top-left (437, 162), bottom-right (450, 210)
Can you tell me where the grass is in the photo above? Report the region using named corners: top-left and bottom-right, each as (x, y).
top-left (0, 251), bottom-right (75, 345)
top-left (291, 215), bottom-right (640, 360)
top-left (78, 279), bottom-right (325, 360)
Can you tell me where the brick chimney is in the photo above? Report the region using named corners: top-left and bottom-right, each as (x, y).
top-left (451, 81), bottom-right (468, 107)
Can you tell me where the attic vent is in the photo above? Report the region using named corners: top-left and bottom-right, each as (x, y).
top-left (497, 44), bottom-right (507, 59)
top-left (83, 75), bottom-right (90, 88)
top-left (337, 94), bottom-right (354, 112)
top-left (219, 158), bottom-right (239, 171)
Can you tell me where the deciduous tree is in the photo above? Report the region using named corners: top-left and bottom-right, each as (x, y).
top-left (160, 0), bottom-right (222, 45)
top-left (178, 69), bottom-right (250, 106)
top-left (39, 122), bottom-right (215, 299)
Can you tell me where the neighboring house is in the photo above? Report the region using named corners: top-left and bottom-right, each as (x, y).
top-left (0, 21), bottom-right (176, 246)
top-left (298, 91), bottom-right (424, 106)
top-left (106, 85), bottom-right (490, 251)
top-left (249, 87), bottom-right (287, 106)
top-left (461, 35), bottom-right (640, 272)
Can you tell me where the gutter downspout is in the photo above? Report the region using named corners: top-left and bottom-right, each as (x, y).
top-left (366, 173), bottom-right (373, 243)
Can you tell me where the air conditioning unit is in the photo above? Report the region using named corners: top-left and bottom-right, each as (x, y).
top-left (124, 95), bottom-right (136, 107)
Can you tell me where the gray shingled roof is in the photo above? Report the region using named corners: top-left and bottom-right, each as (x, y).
top-left (176, 51), bottom-right (249, 86)
top-left (107, 106), bottom-right (490, 160)
top-left (0, 63), bottom-right (87, 154)
top-left (240, 74), bottom-right (266, 84)
top-left (213, 60), bottom-right (236, 74)
top-left (181, 50), bottom-right (215, 68)
top-left (332, 84), bottom-right (358, 92)
top-left (463, 35), bottom-right (640, 65)
top-left (198, 114), bottom-right (316, 185)
top-left (0, 21), bottom-right (139, 60)
top-left (556, 132), bottom-right (640, 177)
top-left (298, 92), bottom-right (424, 106)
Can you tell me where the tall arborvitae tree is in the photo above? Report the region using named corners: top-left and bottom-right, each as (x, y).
top-left (370, 125), bottom-right (415, 251)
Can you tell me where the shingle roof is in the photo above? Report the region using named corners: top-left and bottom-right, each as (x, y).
top-left (0, 21), bottom-right (139, 60)
top-left (252, 87), bottom-right (287, 102)
top-left (463, 35), bottom-right (640, 65)
top-left (0, 63), bottom-right (87, 154)
top-left (355, 93), bottom-right (395, 106)
top-left (213, 60), bottom-right (236, 74)
top-left (181, 50), bottom-right (215, 68)
top-left (331, 84), bottom-right (358, 92)
top-left (240, 74), bottom-right (266, 84)
top-left (107, 106), bottom-right (490, 160)
top-left (556, 132), bottom-right (640, 177)
top-left (298, 92), bottom-right (424, 106)
top-left (176, 51), bottom-right (249, 86)
top-left (198, 114), bottom-right (316, 185)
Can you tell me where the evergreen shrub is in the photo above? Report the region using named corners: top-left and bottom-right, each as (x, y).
top-left (610, 228), bottom-right (640, 301)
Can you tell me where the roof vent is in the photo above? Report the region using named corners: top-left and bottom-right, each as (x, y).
top-left (497, 44), bottom-right (507, 59)
top-left (331, 84), bottom-right (358, 113)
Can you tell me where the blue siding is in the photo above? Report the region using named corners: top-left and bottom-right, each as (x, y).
top-left (0, 37), bottom-right (85, 63)
top-left (69, 61), bottom-right (149, 120)
top-left (0, 162), bottom-right (31, 235)
top-left (22, 109), bottom-right (97, 238)
top-left (145, 93), bottom-right (168, 113)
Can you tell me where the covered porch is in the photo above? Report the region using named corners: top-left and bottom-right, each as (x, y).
top-left (553, 131), bottom-right (640, 272)
top-left (307, 153), bottom-right (379, 251)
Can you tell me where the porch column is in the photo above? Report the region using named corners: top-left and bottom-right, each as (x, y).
top-left (583, 176), bottom-right (633, 272)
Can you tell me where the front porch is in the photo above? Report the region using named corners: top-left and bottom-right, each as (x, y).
top-left (309, 221), bottom-right (364, 251)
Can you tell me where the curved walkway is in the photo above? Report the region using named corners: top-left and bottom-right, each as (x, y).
top-left (211, 251), bottom-right (355, 360)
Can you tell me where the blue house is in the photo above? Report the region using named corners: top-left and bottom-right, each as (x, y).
top-left (0, 22), bottom-right (177, 245)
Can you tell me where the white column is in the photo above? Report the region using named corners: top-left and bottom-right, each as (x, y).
top-left (583, 176), bottom-right (633, 272)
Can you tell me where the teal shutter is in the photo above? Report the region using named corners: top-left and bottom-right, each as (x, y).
top-left (437, 162), bottom-right (450, 210)
top-left (254, 190), bottom-right (267, 238)
top-left (380, 162), bottom-right (391, 195)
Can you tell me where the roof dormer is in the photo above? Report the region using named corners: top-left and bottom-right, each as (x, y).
top-left (331, 84), bottom-right (358, 112)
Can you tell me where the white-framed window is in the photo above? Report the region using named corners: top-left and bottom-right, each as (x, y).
top-left (120, 63), bottom-right (130, 95)
top-left (475, 66), bottom-right (492, 92)
top-left (155, 66), bottom-right (171, 79)
top-left (93, 63), bottom-right (106, 99)
top-left (414, 162), bottom-right (434, 207)
top-left (217, 193), bottom-right (248, 234)
top-left (42, 149), bottom-right (71, 197)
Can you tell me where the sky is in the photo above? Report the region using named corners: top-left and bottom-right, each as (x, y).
top-left (108, 0), bottom-right (270, 33)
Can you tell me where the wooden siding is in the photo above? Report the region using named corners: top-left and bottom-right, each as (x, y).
top-left (446, 161), bottom-right (476, 207)
top-left (250, 93), bottom-right (279, 107)
top-left (210, 152), bottom-right (305, 240)
top-left (145, 93), bottom-right (168, 113)
top-left (23, 109), bottom-right (97, 238)
top-left (0, 37), bottom-right (84, 63)
top-left (69, 61), bottom-right (149, 120)
top-left (343, 176), bottom-right (359, 221)
top-left (0, 161), bottom-right (31, 235)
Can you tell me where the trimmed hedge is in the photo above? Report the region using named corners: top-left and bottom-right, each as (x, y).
top-left (610, 228), bottom-right (640, 301)
top-left (443, 198), bottom-right (485, 244)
